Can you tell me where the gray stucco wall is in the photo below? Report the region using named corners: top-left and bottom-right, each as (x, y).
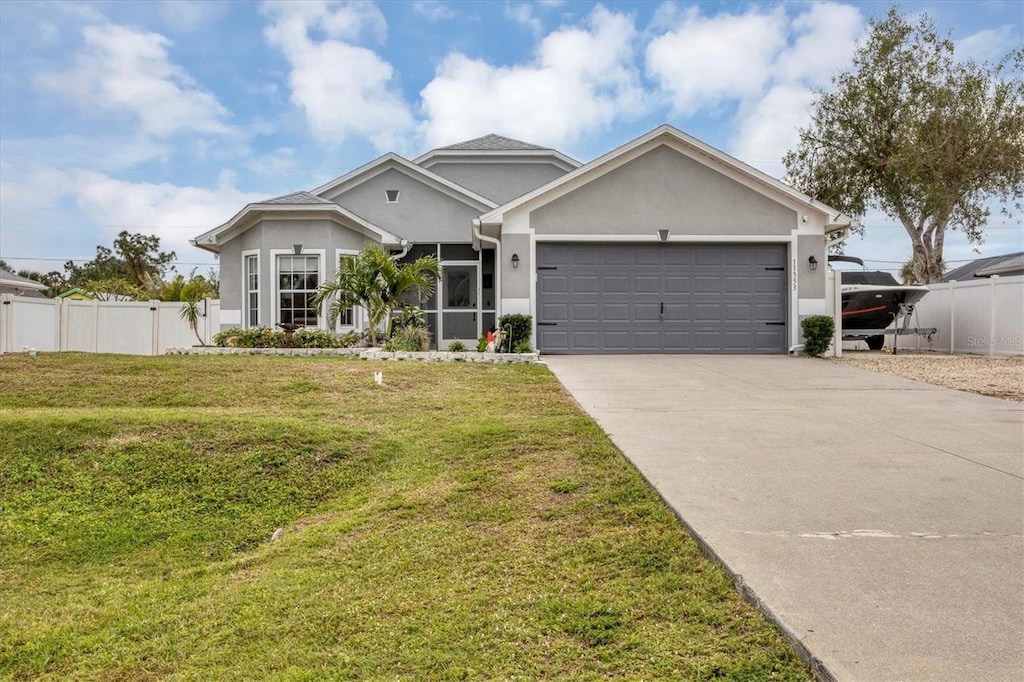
top-left (218, 217), bottom-right (373, 328)
top-left (797, 234), bottom-right (825, 299)
top-left (501, 234), bottom-right (531, 298)
top-left (530, 145), bottom-right (796, 236)
top-left (327, 168), bottom-right (482, 243)
top-left (427, 162), bottom-right (568, 204)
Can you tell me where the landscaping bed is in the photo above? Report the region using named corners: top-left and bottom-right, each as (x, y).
top-left (0, 353), bottom-right (808, 680)
top-left (833, 352), bottom-right (1024, 401)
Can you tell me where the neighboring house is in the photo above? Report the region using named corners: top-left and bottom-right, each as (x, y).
top-left (943, 252), bottom-right (1024, 282)
top-left (192, 124), bottom-right (850, 353)
top-left (0, 270), bottom-right (48, 298)
top-left (57, 288), bottom-right (97, 301)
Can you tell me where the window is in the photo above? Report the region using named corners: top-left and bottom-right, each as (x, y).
top-left (385, 189), bottom-right (400, 203)
top-left (277, 255), bottom-right (319, 326)
top-left (245, 254), bottom-right (259, 327)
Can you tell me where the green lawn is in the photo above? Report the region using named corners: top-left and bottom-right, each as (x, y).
top-left (0, 353), bottom-right (809, 680)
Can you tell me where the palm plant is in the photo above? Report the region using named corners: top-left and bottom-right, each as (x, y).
top-left (313, 245), bottom-right (440, 346)
top-left (179, 296), bottom-right (205, 346)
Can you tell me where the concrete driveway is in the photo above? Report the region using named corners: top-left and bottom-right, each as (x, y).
top-left (544, 355), bottom-right (1023, 681)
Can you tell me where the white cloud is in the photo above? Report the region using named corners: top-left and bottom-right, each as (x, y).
top-left (262, 0), bottom-right (412, 150)
top-left (36, 23), bottom-right (231, 138)
top-left (645, 6), bottom-right (788, 116)
top-left (505, 3), bottom-right (543, 36)
top-left (955, 25), bottom-right (1020, 64)
top-left (412, 1), bottom-right (455, 22)
top-left (159, 0), bottom-right (228, 32)
top-left (419, 5), bottom-right (645, 149)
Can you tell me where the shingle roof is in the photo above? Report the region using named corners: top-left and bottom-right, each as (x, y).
top-left (261, 191), bottom-right (335, 205)
top-left (0, 270), bottom-right (48, 289)
top-left (438, 134), bottom-right (549, 152)
top-left (943, 251), bottom-right (1024, 281)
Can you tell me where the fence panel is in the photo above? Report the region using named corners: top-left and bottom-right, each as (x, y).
top-left (0, 297), bottom-right (222, 356)
top-left (910, 276), bottom-right (1023, 356)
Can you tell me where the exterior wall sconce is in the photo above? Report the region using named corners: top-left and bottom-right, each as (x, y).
top-left (808, 255), bottom-right (818, 271)
top-left (293, 244), bottom-right (303, 255)
top-left (511, 253), bottom-right (520, 269)
top-left (657, 229), bottom-right (670, 242)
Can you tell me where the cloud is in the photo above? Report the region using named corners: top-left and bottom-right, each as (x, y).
top-left (419, 5), bottom-right (645, 149)
top-left (262, 0), bottom-right (413, 150)
top-left (36, 23), bottom-right (231, 138)
top-left (645, 6), bottom-right (788, 116)
top-left (505, 3), bottom-right (543, 36)
top-left (412, 1), bottom-right (455, 22)
top-left (955, 25), bottom-right (1020, 63)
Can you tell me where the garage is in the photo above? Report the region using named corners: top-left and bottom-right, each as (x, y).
top-left (536, 243), bottom-right (787, 354)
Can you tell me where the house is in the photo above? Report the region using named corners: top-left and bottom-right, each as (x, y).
top-left (943, 252), bottom-right (1024, 282)
top-left (192, 124), bottom-right (850, 353)
top-left (0, 270), bottom-right (48, 298)
top-left (57, 287), bottom-right (97, 301)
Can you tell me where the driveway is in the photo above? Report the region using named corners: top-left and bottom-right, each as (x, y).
top-left (544, 355), bottom-right (1023, 681)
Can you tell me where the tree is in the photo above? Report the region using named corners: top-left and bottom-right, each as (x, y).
top-left (313, 245), bottom-right (440, 345)
top-left (65, 231), bottom-right (176, 295)
top-left (783, 6), bottom-right (1024, 284)
top-left (179, 297), bottom-right (206, 346)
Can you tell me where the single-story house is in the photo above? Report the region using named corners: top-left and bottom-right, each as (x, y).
top-left (0, 270), bottom-right (48, 298)
top-left (192, 124), bottom-right (850, 353)
top-left (943, 252), bottom-right (1024, 282)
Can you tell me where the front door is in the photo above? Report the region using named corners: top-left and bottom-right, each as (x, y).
top-left (440, 264), bottom-right (478, 345)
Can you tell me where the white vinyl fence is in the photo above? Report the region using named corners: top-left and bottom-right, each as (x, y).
top-left (0, 295), bottom-right (220, 355)
top-left (906, 276), bottom-right (1023, 356)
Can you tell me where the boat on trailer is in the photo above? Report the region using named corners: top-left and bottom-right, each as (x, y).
top-left (833, 256), bottom-right (934, 351)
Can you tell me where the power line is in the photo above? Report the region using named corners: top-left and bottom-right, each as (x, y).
top-left (0, 255), bottom-right (217, 266)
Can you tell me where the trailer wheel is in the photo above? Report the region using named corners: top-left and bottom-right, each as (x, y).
top-left (866, 335), bottom-right (885, 351)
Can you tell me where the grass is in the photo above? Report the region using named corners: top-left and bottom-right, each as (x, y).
top-left (0, 353), bottom-right (809, 680)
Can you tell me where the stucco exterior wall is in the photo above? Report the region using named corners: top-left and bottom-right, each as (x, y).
top-left (500, 233), bottom-right (531, 299)
top-left (427, 161), bottom-right (568, 204)
top-left (217, 218), bottom-right (373, 329)
top-left (530, 146), bottom-right (796, 236)
top-left (327, 168), bottom-right (482, 243)
top-left (797, 234), bottom-right (825, 299)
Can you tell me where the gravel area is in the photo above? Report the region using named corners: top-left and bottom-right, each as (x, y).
top-left (832, 352), bottom-right (1024, 401)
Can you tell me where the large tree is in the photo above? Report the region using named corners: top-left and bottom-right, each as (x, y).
top-left (784, 6), bottom-right (1024, 283)
top-left (65, 231), bottom-right (176, 295)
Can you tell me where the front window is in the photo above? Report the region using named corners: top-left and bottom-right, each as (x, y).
top-left (245, 254), bottom-right (259, 327)
top-left (278, 255), bottom-right (319, 327)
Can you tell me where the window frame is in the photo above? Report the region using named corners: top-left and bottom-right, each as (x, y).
top-left (270, 248), bottom-right (326, 330)
top-left (333, 248), bottom-right (362, 331)
top-left (242, 249), bottom-right (260, 329)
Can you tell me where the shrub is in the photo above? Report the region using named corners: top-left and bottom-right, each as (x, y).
top-left (477, 335), bottom-right (488, 352)
top-left (513, 339), bottom-right (533, 354)
top-left (498, 314), bottom-right (532, 351)
top-left (801, 315), bottom-right (835, 357)
top-left (385, 325), bottom-right (431, 352)
top-left (213, 326), bottom-right (357, 349)
top-left (446, 340), bottom-right (467, 352)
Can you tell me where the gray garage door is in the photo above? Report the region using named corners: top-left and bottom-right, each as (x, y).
top-left (536, 243), bottom-right (787, 354)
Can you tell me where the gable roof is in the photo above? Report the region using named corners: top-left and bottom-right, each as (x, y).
top-left (438, 134), bottom-right (548, 152)
top-left (57, 287), bottom-right (96, 299)
top-left (191, 197), bottom-right (402, 254)
top-left (943, 251), bottom-right (1024, 281)
top-left (476, 124), bottom-right (851, 230)
top-left (312, 153), bottom-right (498, 210)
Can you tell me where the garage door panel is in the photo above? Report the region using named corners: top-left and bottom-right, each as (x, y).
top-left (536, 243), bottom-right (787, 354)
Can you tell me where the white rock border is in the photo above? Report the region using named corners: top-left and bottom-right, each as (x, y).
top-left (165, 347), bottom-right (540, 364)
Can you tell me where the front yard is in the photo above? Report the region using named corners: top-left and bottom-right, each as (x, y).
top-left (0, 354), bottom-right (807, 680)
top-left (834, 352), bottom-right (1024, 401)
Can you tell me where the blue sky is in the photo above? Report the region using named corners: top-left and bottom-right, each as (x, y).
top-left (1, 0), bottom-right (1021, 279)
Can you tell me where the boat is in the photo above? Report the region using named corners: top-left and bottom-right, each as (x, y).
top-left (832, 256), bottom-right (930, 350)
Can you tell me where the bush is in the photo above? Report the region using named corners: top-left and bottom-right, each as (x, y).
top-left (801, 315), bottom-right (835, 357)
top-left (498, 314), bottom-right (532, 351)
top-left (212, 326), bottom-right (357, 349)
top-left (385, 325), bottom-right (431, 352)
top-left (446, 340), bottom-right (467, 352)
top-left (513, 339), bottom-right (533, 354)
top-left (477, 335), bottom-right (488, 352)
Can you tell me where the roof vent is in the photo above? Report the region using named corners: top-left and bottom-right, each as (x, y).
top-left (385, 189), bottom-right (400, 203)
